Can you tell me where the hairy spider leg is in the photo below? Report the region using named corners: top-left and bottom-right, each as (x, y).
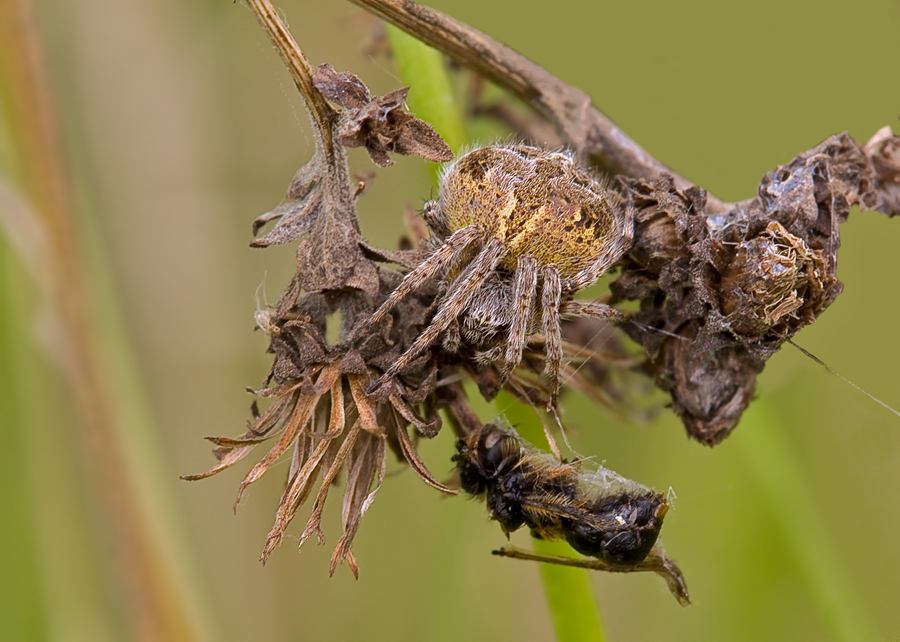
top-left (442, 316), bottom-right (462, 353)
top-left (492, 545), bottom-right (690, 606)
top-left (561, 202), bottom-right (635, 294)
top-left (368, 237), bottom-right (509, 393)
top-left (357, 224), bottom-right (484, 338)
top-left (440, 266), bottom-right (482, 355)
top-left (560, 300), bottom-right (628, 324)
top-left (541, 266), bottom-right (563, 408)
top-left (498, 255), bottom-right (538, 387)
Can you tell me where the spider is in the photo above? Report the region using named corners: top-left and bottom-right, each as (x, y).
top-left (362, 144), bottom-right (634, 405)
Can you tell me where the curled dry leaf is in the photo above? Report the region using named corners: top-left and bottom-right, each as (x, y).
top-left (250, 63), bottom-right (456, 294)
top-left (250, 149), bottom-right (381, 296)
top-left (313, 64), bottom-right (454, 167)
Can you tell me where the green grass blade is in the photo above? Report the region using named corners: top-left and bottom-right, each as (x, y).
top-left (385, 23), bottom-right (467, 156)
top-left (386, 26), bottom-right (604, 638)
top-left (498, 393), bottom-right (606, 642)
top-left (535, 538), bottom-right (606, 642)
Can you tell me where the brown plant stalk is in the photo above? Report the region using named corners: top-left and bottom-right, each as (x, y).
top-left (345, 0), bottom-right (728, 209)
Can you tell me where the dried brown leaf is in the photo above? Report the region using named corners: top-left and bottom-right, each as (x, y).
top-left (329, 431), bottom-right (386, 577)
top-left (300, 420), bottom-right (363, 548)
top-left (313, 64), bottom-right (453, 167)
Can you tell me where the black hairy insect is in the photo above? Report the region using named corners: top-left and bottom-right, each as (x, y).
top-left (453, 422), bottom-right (690, 605)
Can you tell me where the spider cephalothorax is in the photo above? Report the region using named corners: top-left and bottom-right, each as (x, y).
top-left (362, 144), bottom-right (634, 405)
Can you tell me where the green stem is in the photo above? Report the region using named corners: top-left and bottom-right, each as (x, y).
top-left (498, 393), bottom-right (606, 642)
top-left (738, 398), bottom-right (879, 642)
top-left (385, 23), bottom-right (467, 157)
top-left (387, 27), bottom-right (603, 640)
top-left (535, 538), bottom-right (606, 642)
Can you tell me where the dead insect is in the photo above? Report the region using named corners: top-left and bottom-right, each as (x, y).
top-left (360, 144), bottom-right (633, 406)
top-left (453, 422), bottom-right (689, 605)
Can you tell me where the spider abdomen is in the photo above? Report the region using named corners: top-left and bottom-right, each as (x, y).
top-left (364, 143), bottom-right (632, 406)
top-left (438, 145), bottom-right (627, 278)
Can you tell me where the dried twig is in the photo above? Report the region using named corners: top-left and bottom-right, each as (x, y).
top-left (246, 0), bottom-right (336, 150)
top-left (345, 0), bottom-right (727, 210)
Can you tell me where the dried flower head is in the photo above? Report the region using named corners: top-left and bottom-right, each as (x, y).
top-left (611, 131), bottom-right (900, 444)
top-left (313, 64), bottom-right (453, 167)
top-left (186, 296), bottom-right (435, 574)
top-left (182, 56), bottom-right (481, 573)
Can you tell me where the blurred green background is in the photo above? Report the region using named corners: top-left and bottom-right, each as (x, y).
top-left (2, 0), bottom-right (899, 641)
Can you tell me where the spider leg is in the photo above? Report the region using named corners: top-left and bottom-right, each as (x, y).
top-left (562, 201), bottom-right (635, 294)
top-left (560, 299), bottom-right (628, 324)
top-left (442, 316), bottom-right (462, 353)
top-left (369, 237), bottom-right (508, 393)
top-left (541, 265), bottom-right (563, 408)
top-left (357, 225), bottom-right (483, 338)
top-left (497, 255), bottom-right (538, 388)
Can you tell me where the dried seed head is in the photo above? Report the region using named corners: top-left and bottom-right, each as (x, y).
top-left (183, 285), bottom-right (468, 574)
top-left (720, 221), bottom-right (827, 336)
top-left (612, 131), bottom-right (900, 444)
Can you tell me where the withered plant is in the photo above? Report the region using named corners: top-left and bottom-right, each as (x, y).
top-left (184, 0), bottom-right (900, 592)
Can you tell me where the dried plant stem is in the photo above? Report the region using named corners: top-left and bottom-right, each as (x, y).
top-left (0, 1), bottom-right (213, 641)
top-left (738, 399), bottom-right (879, 642)
top-left (347, 0), bottom-right (726, 211)
top-left (245, 0), bottom-right (336, 151)
top-left (498, 393), bottom-right (607, 642)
